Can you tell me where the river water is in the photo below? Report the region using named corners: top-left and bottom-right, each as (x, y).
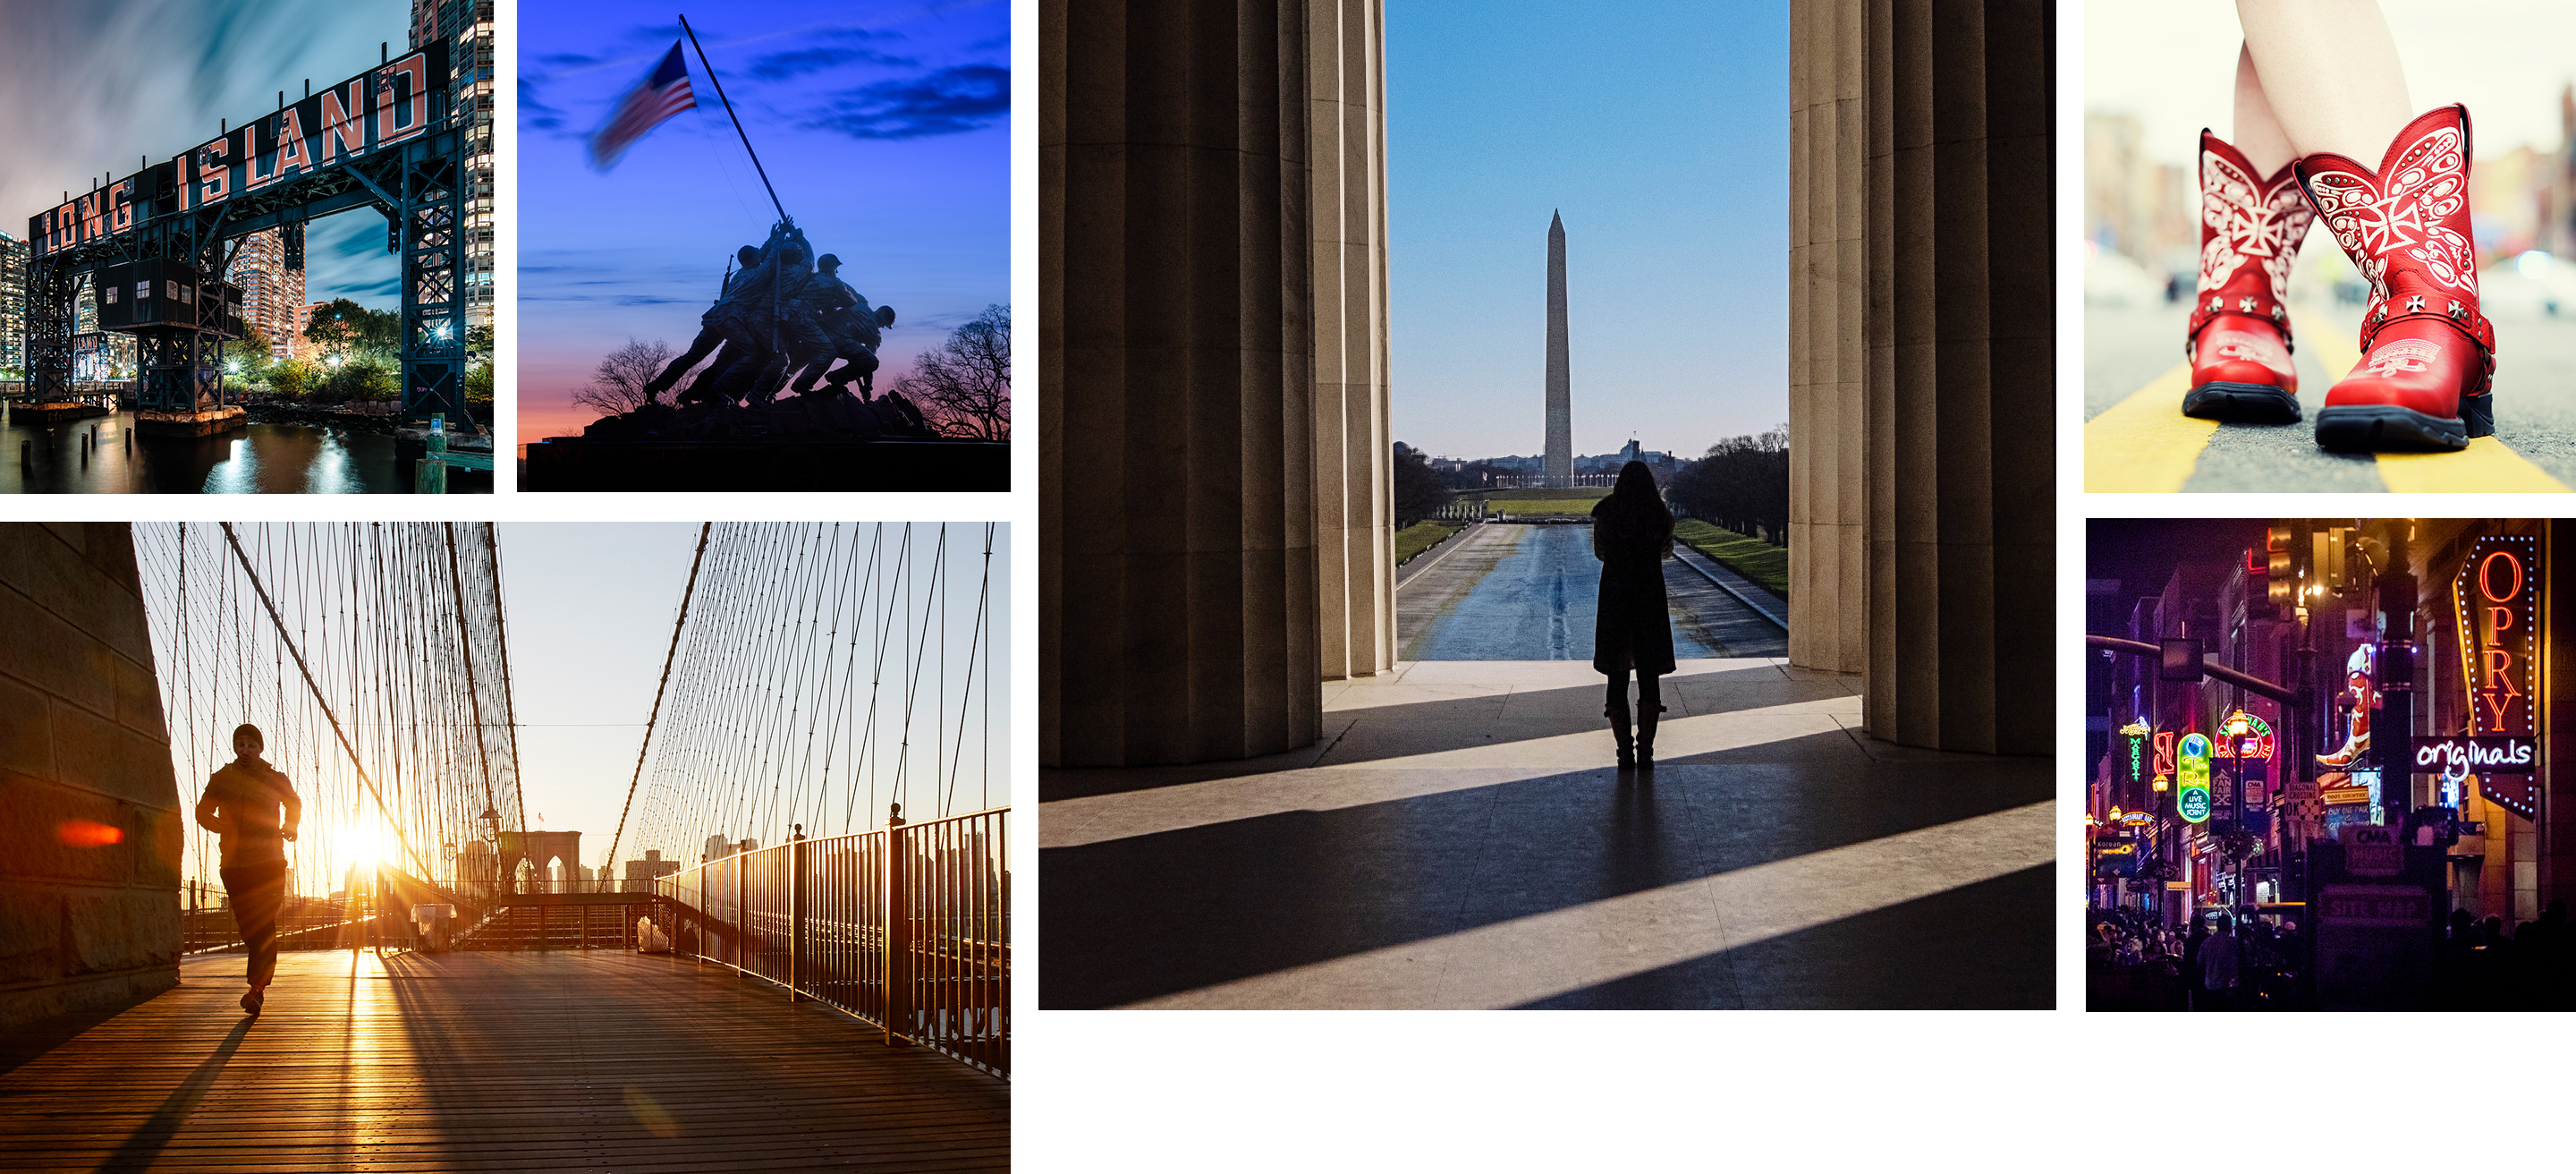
top-left (0, 409), bottom-right (464, 494)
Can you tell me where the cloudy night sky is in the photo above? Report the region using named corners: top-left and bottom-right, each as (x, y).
top-left (516, 0), bottom-right (1008, 444)
top-left (0, 0), bottom-right (408, 310)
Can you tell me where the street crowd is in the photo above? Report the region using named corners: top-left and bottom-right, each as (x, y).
top-left (2088, 899), bottom-right (2576, 1011)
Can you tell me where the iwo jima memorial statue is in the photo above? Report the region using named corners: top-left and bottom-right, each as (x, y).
top-left (523, 22), bottom-right (1005, 492)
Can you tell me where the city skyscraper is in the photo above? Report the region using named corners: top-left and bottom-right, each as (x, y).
top-left (225, 228), bottom-right (304, 361)
top-left (0, 229), bottom-right (24, 376)
top-left (413, 0), bottom-right (495, 331)
top-left (1545, 210), bottom-right (1572, 488)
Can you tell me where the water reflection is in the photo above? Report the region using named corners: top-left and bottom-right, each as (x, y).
top-left (0, 408), bottom-right (485, 494)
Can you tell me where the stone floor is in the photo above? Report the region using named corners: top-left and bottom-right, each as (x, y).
top-left (1040, 659), bottom-right (2055, 1009)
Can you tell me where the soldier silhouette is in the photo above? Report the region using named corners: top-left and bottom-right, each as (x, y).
top-left (643, 244), bottom-right (763, 398)
top-left (787, 253), bottom-right (896, 398)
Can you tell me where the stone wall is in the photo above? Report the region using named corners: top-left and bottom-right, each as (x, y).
top-left (0, 523), bottom-right (182, 1033)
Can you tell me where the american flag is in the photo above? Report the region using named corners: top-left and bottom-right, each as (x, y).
top-left (589, 42), bottom-right (697, 171)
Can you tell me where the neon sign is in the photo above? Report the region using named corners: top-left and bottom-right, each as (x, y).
top-left (2120, 720), bottom-right (2149, 788)
top-left (2177, 733), bottom-right (2213, 823)
top-left (2213, 709), bottom-right (2274, 761)
top-left (2411, 736), bottom-right (2536, 774)
top-left (2153, 730), bottom-right (2177, 778)
top-left (2453, 535), bottom-right (2540, 819)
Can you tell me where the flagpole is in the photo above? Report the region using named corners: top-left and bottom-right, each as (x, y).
top-left (677, 13), bottom-right (790, 225)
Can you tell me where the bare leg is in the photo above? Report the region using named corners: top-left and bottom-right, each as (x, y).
top-left (2230, 44), bottom-right (2295, 176)
top-left (2237, 0), bottom-right (2411, 162)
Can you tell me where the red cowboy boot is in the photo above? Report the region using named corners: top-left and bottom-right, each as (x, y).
top-left (2298, 105), bottom-right (2496, 451)
top-left (2183, 132), bottom-right (2313, 422)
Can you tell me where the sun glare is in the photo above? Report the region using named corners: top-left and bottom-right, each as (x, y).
top-left (349, 822), bottom-right (385, 869)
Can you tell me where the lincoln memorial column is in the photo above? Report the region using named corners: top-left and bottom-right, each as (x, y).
top-left (1042, 0), bottom-right (1322, 765)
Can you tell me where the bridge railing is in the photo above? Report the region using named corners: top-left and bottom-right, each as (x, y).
top-left (657, 807), bottom-right (1009, 1079)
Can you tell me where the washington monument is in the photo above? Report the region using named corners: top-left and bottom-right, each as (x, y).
top-left (1545, 210), bottom-right (1572, 487)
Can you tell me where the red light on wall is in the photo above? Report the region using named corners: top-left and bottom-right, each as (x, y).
top-left (55, 820), bottom-right (124, 848)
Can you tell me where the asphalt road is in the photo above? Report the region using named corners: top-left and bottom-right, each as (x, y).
top-left (2084, 297), bottom-right (2576, 492)
top-left (1396, 523), bottom-right (1788, 661)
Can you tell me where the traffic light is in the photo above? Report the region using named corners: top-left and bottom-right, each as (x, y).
top-left (2265, 523), bottom-right (2298, 617)
top-left (2160, 636), bottom-right (2203, 683)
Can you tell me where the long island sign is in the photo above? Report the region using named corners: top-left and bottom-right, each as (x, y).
top-left (27, 40), bottom-right (449, 258)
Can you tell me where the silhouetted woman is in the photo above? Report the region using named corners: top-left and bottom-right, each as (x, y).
top-left (1591, 460), bottom-right (1675, 769)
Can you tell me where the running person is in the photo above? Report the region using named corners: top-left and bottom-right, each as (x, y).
top-left (192, 723), bottom-right (301, 1017)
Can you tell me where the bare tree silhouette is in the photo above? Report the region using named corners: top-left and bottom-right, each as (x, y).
top-left (572, 336), bottom-right (675, 416)
top-left (894, 305), bottom-right (1010, 439)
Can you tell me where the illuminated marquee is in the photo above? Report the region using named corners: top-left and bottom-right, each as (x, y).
top-left (2177, 733), bottom-right (2213, 823)
top-left (2120, 720), bottom-right (2149, 789)
top-left (2453, 535), bottom-right (2540, 819)
top-left (26, 40), bottom-right (448, 258)
top-left (2212, 709), bottom-right (2273, 761)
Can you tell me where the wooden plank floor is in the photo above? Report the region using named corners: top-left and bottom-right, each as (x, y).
top-left (0, 950), bottom-right (1007, 1171)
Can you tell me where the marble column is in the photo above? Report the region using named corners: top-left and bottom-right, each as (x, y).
top-left (1041, 0), bottom-right (1321, 765)
top-left (1310, 0), bottom-right (1395, 683)
top-left (1787, 0), bottom-right (1868, 676)
top-left (1865, 0), bottom-right (2054, 753)
top-left (1790, 0), bottom-right (2054, 753)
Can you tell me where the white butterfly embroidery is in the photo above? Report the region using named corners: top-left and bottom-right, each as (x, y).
top-left (2199, 150), bottom-right (2312, 305)
top-left (2307, 124), bottom-right (2477, 316)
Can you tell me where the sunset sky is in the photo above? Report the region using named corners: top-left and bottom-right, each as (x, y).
top-left (515, 0), bottom-right (1009, 444)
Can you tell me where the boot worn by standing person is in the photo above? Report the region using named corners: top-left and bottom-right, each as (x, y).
top-left (1606, 696), bottom-right (1635, 770)
top-left (2299, 104), bottom-right (2496, 451)
top-left (1635, 696), bottom-right (1661, 770)
top-left (2183, 132), bottom-right (2314, 422)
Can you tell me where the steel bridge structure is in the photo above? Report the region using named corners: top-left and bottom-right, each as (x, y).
top-left (0, 522), bottom-right (1009, 1169)
top-left (18, 37), bottom-right (472, 427)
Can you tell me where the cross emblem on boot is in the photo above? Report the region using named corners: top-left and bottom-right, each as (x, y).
top-left (2406, 294), bottom-right (2426, 312)
top-left (2240, 296), bottom-right (2258, 312)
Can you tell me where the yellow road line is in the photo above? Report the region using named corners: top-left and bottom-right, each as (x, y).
top-left (2297, 308), bottom-right (2570, 491)
top-left (2082, 362), bottom-right (2212, 493)
top-left (2292, 307), bottom-right (2360, 383)
top-left (2377, 438), bottom-right (2572, 492)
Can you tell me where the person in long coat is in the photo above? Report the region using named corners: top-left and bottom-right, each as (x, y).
top-left (1590, 460), bottom-right (1676, 768)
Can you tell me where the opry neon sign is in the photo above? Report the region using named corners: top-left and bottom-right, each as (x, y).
top-left (2453, 534), bottom-right (2540, 819)
top-left (28, 39), bottom-right (449, 258)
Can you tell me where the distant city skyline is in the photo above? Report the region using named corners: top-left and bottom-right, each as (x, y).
top-left (1387, 0), bottom-right (1788, 463)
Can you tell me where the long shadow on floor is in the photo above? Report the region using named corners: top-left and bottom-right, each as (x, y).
top-left (1513, 863), bottom-right (2056, 1009)
top-left (1042, 662), bottom-right (1850, 803)
top-left (1040, 756), bottom-right (2048, 1008)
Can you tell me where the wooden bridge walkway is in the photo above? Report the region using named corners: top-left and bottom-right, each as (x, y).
top-left (0, 950), bottom-right (1007, 1171)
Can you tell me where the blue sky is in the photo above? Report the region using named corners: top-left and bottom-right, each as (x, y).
top-left (0, 0), bottom-right (405, 308)
top-left (1388, 0), bottom-right (1787, 462)
top-left (517, 0), bottom-right (1008, 440)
